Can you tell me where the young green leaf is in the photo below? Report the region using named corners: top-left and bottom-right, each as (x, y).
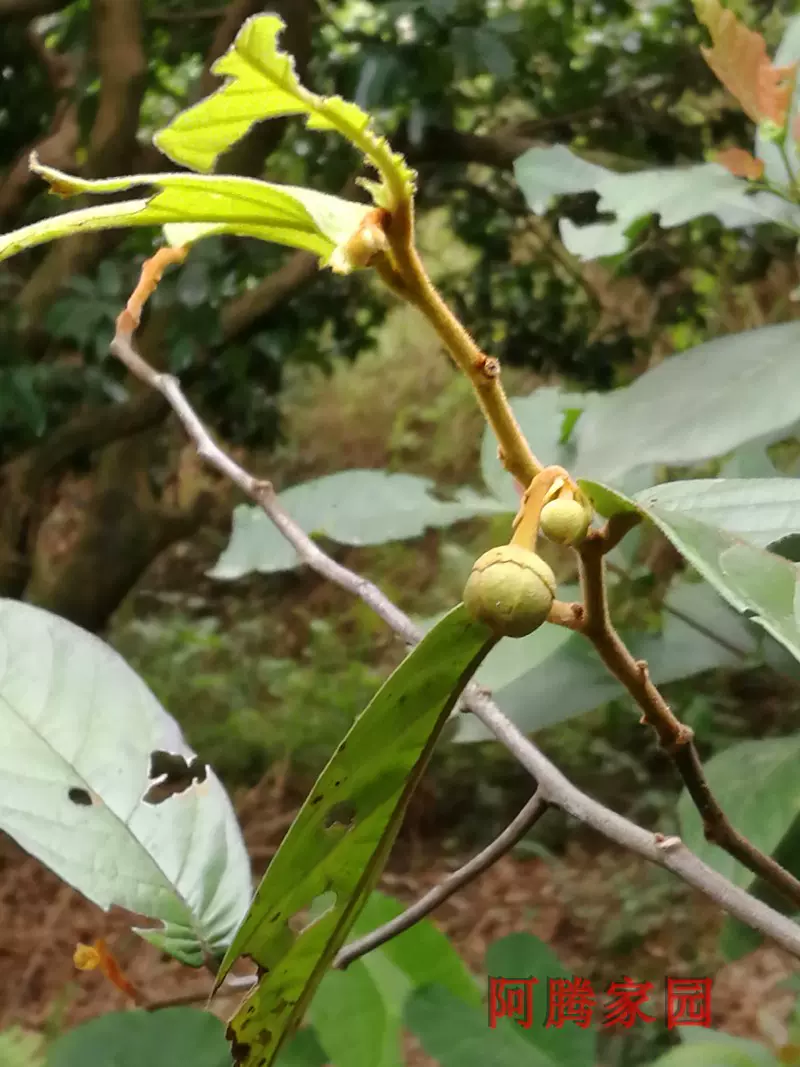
top-left (217, 605), bottom-right (495, 1067)
top-left (0, 157), bottom-right (371, 271)
top-left (0, 599), bottom-right (251, 967)
top-left (153, 14), bottom-right (415, 209)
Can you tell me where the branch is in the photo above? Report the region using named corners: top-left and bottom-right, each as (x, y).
top-left (108, 315), bottom-right (800, 963)
top-left (0, 0), bottom-right (71, 15)
top-left (334, 791), bottom-right (550, 970)
top-left (579, 531), bottom-right (800, 911)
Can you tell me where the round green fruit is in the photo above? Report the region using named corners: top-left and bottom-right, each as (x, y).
top-left (539, 498), bottom-right (591, 546)
top-left (463, 544), bottom-right (556, 638)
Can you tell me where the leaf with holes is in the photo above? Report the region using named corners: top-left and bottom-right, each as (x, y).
top-left (0, 600), bottom-right (251, 967)
top-left (217, 605), bottom-right (495, 1067)
top-left (154, 14), bottom-right (414, 208)
top-left (0, 158), bottom-right (370, 272)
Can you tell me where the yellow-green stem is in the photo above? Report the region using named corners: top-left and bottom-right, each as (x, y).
top-left (379, 206), bottom-right (541, 488)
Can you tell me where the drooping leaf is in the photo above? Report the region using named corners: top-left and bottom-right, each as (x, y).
top-left (210, 471), bottom-right (509, 579)
top-left (514, 145), bottom-right (798, 261)
top-left (679, 734), bottom-right (800, 890)
top-left (457, 577), bottom-right (757, 741)
top-left (154, 14), bottom-right (415, 207)
top-left (574, 323), bottom-right (800, 484)
top-left (485, 934), bottom-right (597, 1067)
top-left (46, 1009), bottom-right (231, 1067)
top-left (218, 605), bottom-right (495, 1067)
top-left (405, 985), bottom-right (555, 1067)
top-left (636, 479), bottom-right (800, 549)
top-left (0, 157), bottom-right (371, 271)
top-left (0, 599), bottom-right (251, 967)
top-left (694, 0), bottom-right (796, 124)
top-left (581, 480), bottom-right (800, 664)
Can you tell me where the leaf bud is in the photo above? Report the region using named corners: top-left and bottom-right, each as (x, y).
top-left (463, 544), bottom-right (556, 638)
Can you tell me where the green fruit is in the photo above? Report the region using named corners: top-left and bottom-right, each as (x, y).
top-left (463, 544), bottom-right (556, 638)
top-left (540, 498), bottom-right (591, 546)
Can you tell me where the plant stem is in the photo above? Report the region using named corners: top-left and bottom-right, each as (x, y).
top-left (379, 204), bottom-right (541, 488)
top-left (579, 529), bottom-right (800, 911)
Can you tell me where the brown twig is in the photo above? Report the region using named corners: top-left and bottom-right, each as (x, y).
top-left (578, 529), bottom-right (800, 911)
top-left (109, 298), bottom-right (800, 961)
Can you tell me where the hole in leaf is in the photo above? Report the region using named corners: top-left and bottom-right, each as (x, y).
top-left (68, 787), bottom-right (93, 806)
top-left (324, 802), bottom-right (356, 830)
top-left (143, 750), bottom-right (207, 805)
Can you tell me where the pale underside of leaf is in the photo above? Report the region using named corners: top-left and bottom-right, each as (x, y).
top-left (153, 14), bottom-right (415, 208)
top-left (0, 600), bottom-right (251, 967)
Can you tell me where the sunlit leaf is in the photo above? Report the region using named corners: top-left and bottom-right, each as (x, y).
top-left (217, 606), bottom-right (494, 1067)
top-left (0, 157), bottom-right (370, 271)
top-left (755, 15), bottom-right (800, 183)
top-left (0, 600), bottom-right (251, 967)
top-left (694, 0), bottom-right (796, 124)
top-left (154, 14), bottom-right (415, 208)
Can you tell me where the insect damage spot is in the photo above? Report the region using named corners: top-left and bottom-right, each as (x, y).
top-left (143, 750), bottom-right (208, 805)
top-left (68, 787), bottom-right (93, 806)
top-left (324, 802), bottom-right (356, 830)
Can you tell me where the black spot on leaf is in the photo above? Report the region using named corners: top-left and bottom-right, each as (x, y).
top-left (143, 750), bottom-right (208, 805)
top-left (68, 787), bottom-right (93, 806)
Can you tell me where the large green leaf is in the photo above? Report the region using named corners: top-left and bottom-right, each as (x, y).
top-left (457, 578), bottom-right (757, 742)
top-left (0, 599), bottom-right (251, 967)
top-left (218, 605), bottom-right (495, 1067)
top-left (485, 933), bottom-right (597, 1067)
top-left (46, 1009), bottom-right (230, 1067)
top-left (514, 145), bottom-right (799, 261)
top-left (405, 985), bottom-right (553, 1067)
top-left (154, 14), bottom-right (414, 206)
top-left (574, 323), bottom-right (800, 484)
top-left (307, 891), bottom-right (480, 1067)
top-left (636, 479), bottom-right (800, 549)
top-left (0, 158), bottom-right (370, 270)
top-left (678, 734), bottom-right (800, 889)
top-left (309, 959), bottom-right (404, 1067)
top-left (583, 479), bottom-right (800, 664)
top-left (210, 471), bottom-right (509, 579)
